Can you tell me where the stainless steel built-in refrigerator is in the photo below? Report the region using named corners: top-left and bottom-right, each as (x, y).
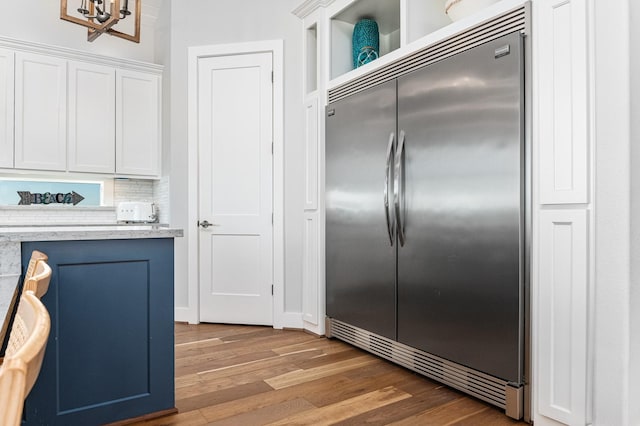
top-left (326, 32), bottom-right (526, 418)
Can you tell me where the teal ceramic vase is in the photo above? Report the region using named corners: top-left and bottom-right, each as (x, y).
top-left (352, 19), bottom-right (379, 68)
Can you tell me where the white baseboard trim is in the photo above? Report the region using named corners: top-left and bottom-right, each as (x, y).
top-left (304, 320), bottom-right (325, 336)
top-left (274, 311), bottom-right (304, 330)
top-left (175, 306), bottom-right (198, 324)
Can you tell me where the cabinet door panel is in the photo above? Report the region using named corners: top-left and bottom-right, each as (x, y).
top-left (0, 48), bottom-right (14, 168)
top-left (116, 69), bottom-right (161, 176)
top-left (537, 0), bottom-right (589, 204)
top-left (15, 52), bottom-right (67, 171)
top-left (21, 239), bottom-right (175, 425)
top-left (68, 61), bottom-right (115, 173)
top-left (537, 209), bottom-right (588, 425)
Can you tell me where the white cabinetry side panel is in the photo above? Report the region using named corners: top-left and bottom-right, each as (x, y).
top-left (14, 52), bottom-right (67, 171)
top-left (115, 69), bottom-right (160, 176)
top-left (304, 98), bottom-right (319, 210)
top-left (303, 213), bottom-right (319, 325)
top-left (538, 0), bottom-right (589, 204)
top-left (68, 61), bottom-right (116, 173)
top-left (0, 48), bottom-right (14, 168)
top-left (538, 209), bottom-right (588, 425)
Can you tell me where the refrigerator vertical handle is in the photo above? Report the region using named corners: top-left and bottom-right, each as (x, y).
top-left (394, 130), bottom-right (406, 246)
top-left (384, 133), bottom-right (395, 246)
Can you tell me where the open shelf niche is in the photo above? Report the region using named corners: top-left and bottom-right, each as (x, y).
top-left (329, 0), bottom-right (401, 80)
top-left (306, 22), bottom-right (318, 93)
top-left (329, 0), bottom-right (454, 81)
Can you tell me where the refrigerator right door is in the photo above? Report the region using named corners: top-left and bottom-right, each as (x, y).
top-left (396, 32), bottom-right (525, 383)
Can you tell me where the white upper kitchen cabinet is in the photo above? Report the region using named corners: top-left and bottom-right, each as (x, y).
top-left (0, 48), bottom-right (14, 169)
top-left (14, 52), bottom-right (67, 171)
top-left (115, 69), bottom-right (161, 177)
top-left (68, 61), bottom-right (116, 173)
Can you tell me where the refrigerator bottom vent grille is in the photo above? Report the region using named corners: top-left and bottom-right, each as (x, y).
top-left (327, 318), bottom-right (508, 410)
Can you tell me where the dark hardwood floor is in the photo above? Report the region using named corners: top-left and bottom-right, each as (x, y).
top-left (130, 323), bottom-right (527, 425)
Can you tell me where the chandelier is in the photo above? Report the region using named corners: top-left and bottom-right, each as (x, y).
top-left (60, 0), bottom-right (141, 43)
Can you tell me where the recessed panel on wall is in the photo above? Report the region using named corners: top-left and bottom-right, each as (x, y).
top-left (211, 66), bottom-right (261, 217)
top-left (304, 98), bottom-right (319, 210)
top-left (303, 213), bottom-right (319, 325)
top-left (0, 48), bottom-right (13, 169)
top-left (210, 234), bottom-right (261, 296)
top-left (538, 209), bottom-right (588, 425)
top-left (538, 0), bottom-right (589, 204)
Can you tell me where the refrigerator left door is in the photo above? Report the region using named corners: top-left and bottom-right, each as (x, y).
top-left (325, 80), bottom-right (397, 340)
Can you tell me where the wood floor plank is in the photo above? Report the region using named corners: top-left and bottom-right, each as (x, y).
top-left (175, 337), bottom-right (226, 357)
top-left (175, 380), bottom-right (272, 413)
top-left (448, 405), bottom-right (526, 425)
top-left (129, 409), bottom-right (208, 426)
top-left (175, 349), bottom-right (278, 376)
top-left (272, 336), bottom-right (354, 356)
top-left (196, 350), bottom-right (323, 381)
top-left (177, 357), bottom-right (306, 400)
top-left (207, 398), bottom-right (316, 426)
top-left (198, 373), bottom-right (354, 422)
top-left (173, 323), bottom-right (264, 345)
top-left (388, 397), bottom-right (491, 426)
top-left (333, 385), bottom-right (465, 425)
top-left (264, 355), bottom-right (380, 389)
top-left (291, 345), bottom-right (368, 369)
top-left (265, 385), bottom-right (412, 426)
top-left (175, 346), bottom-right (329, 399)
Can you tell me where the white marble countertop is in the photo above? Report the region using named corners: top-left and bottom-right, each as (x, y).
top-left (0, 224), bottom-right (183, 242)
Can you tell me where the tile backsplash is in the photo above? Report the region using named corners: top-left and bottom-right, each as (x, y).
top-left (0, 178), bottom-right (170, 225)
top-left (154, 176), bottom-right (170, 224)
top-left (114, 179), bottom-right (154, 204)
top-left (0, 205), bottom-right (117, 225)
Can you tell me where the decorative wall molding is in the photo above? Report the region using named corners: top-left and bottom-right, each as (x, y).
top-left (292, 0), bottom-right (335, 19)
top-left (0, 35), bottom-right (163, 73)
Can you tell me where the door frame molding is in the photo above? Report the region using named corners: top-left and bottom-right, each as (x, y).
top-left (187, 39), bottom-right (290, 328)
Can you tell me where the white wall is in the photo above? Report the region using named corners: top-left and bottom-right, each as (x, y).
top-left (593, 0), bottom-right (632, 424)
top-left (0, 0), bottom-right (160, 62)
top-left (168, 0), bottom-right (305, 318)
top-left (629, 0), bottom-right (640, 423)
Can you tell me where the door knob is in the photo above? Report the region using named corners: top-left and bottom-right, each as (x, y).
top-left (198, 220), bottom-right (217, 228)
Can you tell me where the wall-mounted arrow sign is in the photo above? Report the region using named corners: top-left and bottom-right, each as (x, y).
top-left (18, 191), bottom-right (85, 206)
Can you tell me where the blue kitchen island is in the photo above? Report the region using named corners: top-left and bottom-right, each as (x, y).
top-left (0, 225), bottom-right (182, 425)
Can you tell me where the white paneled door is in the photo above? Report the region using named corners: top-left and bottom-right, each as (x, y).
top-left (198, 52), bottom-right (273, 325)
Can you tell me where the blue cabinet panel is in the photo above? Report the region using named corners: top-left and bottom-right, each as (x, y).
top-left (21, 239), bottom-right (175, 425)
